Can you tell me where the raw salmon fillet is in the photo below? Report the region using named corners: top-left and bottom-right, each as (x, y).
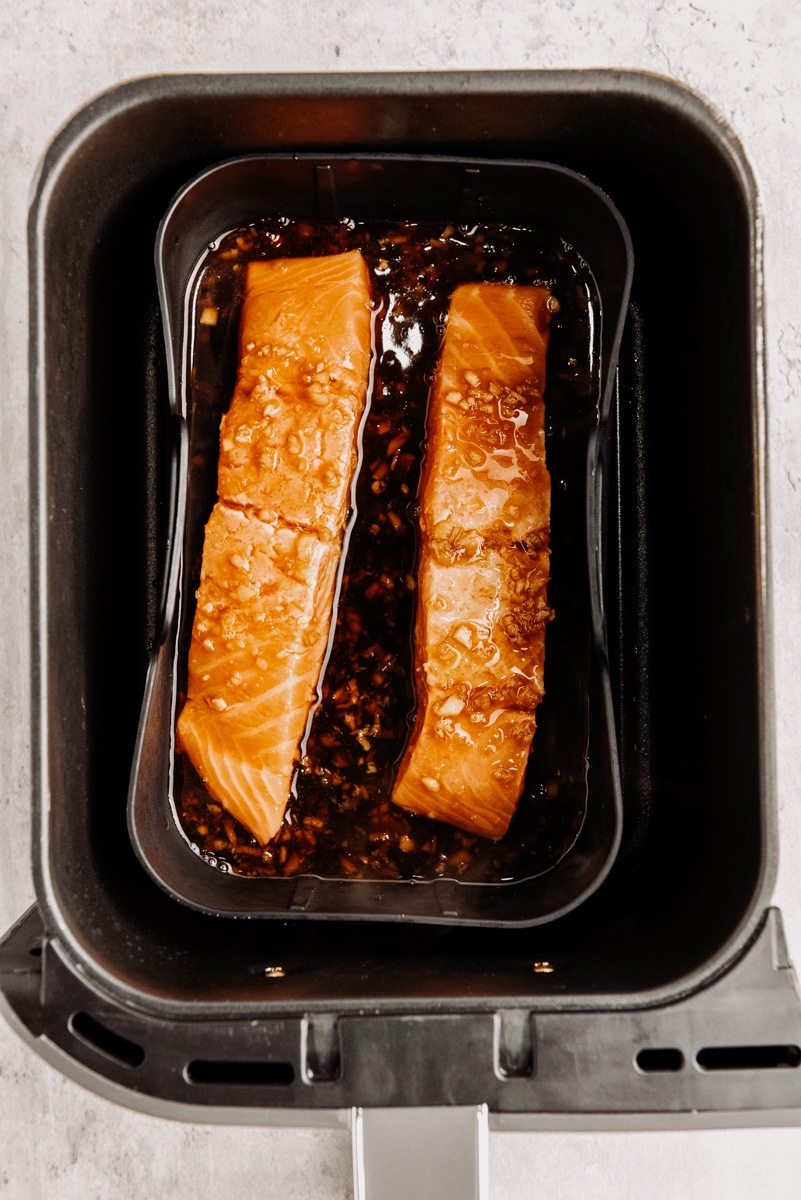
top-left (392, 283), bottom-right (554, 839)
top-left (178, 251), bottom-right (372, 844)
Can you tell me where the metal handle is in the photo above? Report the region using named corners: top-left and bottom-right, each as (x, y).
top-left (351, 1105), bottom-right (489, 1200)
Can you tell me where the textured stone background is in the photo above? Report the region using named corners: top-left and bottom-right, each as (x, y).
top-left (2, 1), bottom-right (801, 1195)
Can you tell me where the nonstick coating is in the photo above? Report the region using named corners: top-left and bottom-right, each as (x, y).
top-left (29, 73), bottom-right (770, 1013)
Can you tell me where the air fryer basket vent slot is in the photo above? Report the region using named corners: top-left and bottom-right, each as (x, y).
top-left (68, 1011), bottom-right (146, 1068)
top-left (635, 1048), bottom-right (684, 1073)
top-left (185, 1059), bottom-right (295, 1086)
top-left (695, 1045), bottom-right (801, 1072)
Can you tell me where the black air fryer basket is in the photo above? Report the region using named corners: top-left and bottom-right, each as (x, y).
top-left (3, 71), bottom-right (800, 1197)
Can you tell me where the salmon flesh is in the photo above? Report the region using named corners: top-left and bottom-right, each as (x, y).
top-left (392, 283), bottom-right (554, 839)
top-left (177, 251), bottom-right (373, 844)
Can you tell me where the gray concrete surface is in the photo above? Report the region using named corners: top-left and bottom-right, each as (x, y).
top-left (3, 0), bottom-right (801, 1195)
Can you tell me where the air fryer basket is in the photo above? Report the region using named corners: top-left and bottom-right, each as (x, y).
top-left (3, 72), bottom-right (799, 1134)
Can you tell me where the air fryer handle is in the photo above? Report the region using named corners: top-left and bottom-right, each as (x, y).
top-left (351, 1105), bottom-right (489, 1199)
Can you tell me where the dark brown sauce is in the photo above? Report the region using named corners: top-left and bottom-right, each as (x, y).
top-left (176, 218), bottom-right (599, 884)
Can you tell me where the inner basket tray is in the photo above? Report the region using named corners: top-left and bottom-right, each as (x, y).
top-left (128, 153), bottom-right (632, 925)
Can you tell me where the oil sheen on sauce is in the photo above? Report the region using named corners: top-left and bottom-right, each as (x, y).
top-left (176, 218), bottom-right (598, 884)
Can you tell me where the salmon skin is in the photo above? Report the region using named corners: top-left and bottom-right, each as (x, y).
top-left (392, 283), bottom-right (554, 839)
top-left (177, 251), bottom-right (373, 845)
